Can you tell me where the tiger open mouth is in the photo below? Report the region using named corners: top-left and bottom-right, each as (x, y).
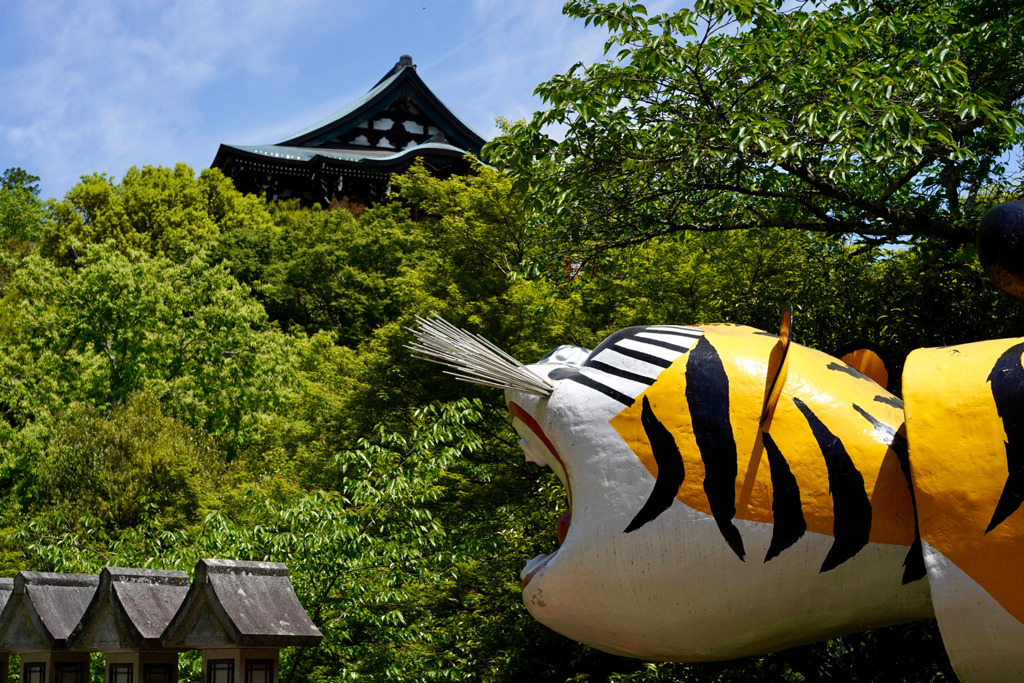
top-left (509, 401), bottom-right (572, 587)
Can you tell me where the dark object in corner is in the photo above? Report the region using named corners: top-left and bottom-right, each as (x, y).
top-left (978, 201), bottom-right (1024, 302)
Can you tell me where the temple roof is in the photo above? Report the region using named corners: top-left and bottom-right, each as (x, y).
top-left (212, 55), bottom-right (485, 203)
top-left (275, 54), bottom-right (485, 152)
top-left (161, 559), bottom-right (322, 649)
top-left (67, 567), bottom-right (190, 652)
top-left (0, 572), bottom-right (99, 651)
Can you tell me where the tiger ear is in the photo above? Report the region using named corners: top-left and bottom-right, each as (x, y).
top-left (832, 340), bottom-right (890, 390)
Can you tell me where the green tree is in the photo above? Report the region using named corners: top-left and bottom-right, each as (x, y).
top-left (0, 243), bottom-right (297, 464)
top-left (311, 163), bottom-right (585, 440)
top-left (0, 168), bottom-right (46, 244)
top-left (209, 200), bottom-right (432, 345)
top-left (44, 164), bottom-right (274, 263)
top-left (393, 160), bottom-right (536, 295)
top-left (21, 399), bottom-right (509, 683)
top-left (487, 0), bottom-right (1024, 257)
top-left (39, 392), bottom-right (219, 528)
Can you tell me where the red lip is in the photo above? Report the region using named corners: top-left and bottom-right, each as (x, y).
top-left (509, 401), bottom-right (573, 588)
top-left (557, 511), bottom-right (571, 545)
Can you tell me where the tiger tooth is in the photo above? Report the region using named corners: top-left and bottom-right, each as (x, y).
top-left (521, 437), bottom-right (550, 468)
top-left (520, 553), bottom-right (551, 584)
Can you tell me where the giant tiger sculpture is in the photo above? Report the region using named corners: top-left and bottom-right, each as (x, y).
top-left (408, 203), bottom-right (1024, 683)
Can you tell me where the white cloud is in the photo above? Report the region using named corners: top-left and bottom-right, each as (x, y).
top-left (417, 3), bottom-right (612, 138)
top-left (0, 0), bottom-right (349, 196)
top-left (0, 0), bottom-right (619, 199)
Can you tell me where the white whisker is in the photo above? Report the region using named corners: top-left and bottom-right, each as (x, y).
top-left (406, 314), bottom-right (554, 397)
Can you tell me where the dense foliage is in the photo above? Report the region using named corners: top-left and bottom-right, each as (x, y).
top-left (0, 169), bottom-right (45, 245)
top-left (486, 0), bottom-right (1024, 258)
top-left (4, 156), bottom-right (1018, 682)
top-left (44, 164), bottom-right (274, 263)
top-left (4, 5), bottom-right (1021, 681)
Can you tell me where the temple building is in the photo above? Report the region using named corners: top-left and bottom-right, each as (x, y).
top-left (212, 55), bottom-right (486, 207)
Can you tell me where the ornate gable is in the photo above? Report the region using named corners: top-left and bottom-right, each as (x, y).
top-left (325, 96), bottom-right (445, 151)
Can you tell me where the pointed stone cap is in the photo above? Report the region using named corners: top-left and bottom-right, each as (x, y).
top-left (0, 578), bottom-right (12, 608)
top-left (161, 559), bottom-right (322, 649)
top-left (0, 572), bottom-right (98, 651)
top-left (0, 578), bottom-right (11, 653)
top-left (67, 567), bottom-right (190, 651)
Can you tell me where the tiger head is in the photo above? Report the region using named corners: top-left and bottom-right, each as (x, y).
top-left (410, 317), bottom-right (933, 661)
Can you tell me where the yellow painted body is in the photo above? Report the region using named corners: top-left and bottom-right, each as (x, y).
top-left (905, 338), bottom-right (1024, 623)
top-left (610, 324), bottom-right (916, 548)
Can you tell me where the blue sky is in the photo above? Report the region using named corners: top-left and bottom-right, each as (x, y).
top-left (0, 1), bottom-right (650, 200)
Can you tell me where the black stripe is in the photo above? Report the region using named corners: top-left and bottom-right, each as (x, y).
top-left (852, 404), bottom-right (899, 447)
top-left (852, 405), bottom-right (925, 584)
top-left (547, 367), bottom-right (579, 382)
top-left (588, 360), bottom-right (656, 386)
top-left (762, 432), bottom-right (806, 562)
top-left (602, 344), bottom-right (674, 368)
top-left (873, 394), bottom-right (903, 409)
top-left (564, 373), bottom-right (634, 406)
top-left (794, 397), bottom-right (872, 572)
top-left (585, 326), bottom-right (657, 359)
top-left (826, 361), bottom-right (873, 382)
top-left (686, 336), bottom-right (745, 561)
top-left (632, 336), bottom-right (693, 353)
top-left (624, 396), bottom-right (686, 533)
top-left (987, 341), bottom-right (1024, 532)
top-left (891, 430), bottom-right (926, 584)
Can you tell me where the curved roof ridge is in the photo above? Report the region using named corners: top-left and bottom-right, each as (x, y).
top-left (275, 55), bottom-right (484, 153)
top-left (278, 62), bottom-right (410, 144)
top-left (221, 140), bottom-right (472, 165)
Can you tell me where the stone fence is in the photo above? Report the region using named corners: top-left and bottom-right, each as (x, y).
top-left (0, 559), bottom-right (322, 683)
